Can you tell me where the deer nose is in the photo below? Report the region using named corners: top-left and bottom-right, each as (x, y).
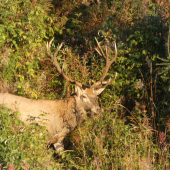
top-left (91, 106), bottom-right (101, 114)
top-left (97, 106), bottom-right (102, 113)
top-left (96, 106), bottom-right (101, 113)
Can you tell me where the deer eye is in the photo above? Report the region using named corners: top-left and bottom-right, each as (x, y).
top-left (82, 95), bottom-right (87, 99)
top-left (80, 95), bottom-right (87, 101)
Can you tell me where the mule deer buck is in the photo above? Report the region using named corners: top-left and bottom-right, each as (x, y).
top-left (0, 37), bottom-right (117, 152)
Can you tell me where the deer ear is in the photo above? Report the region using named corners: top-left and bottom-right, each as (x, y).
top-left (94, 87), bottom-right (106, 95)
top-left (75, 85), bottom-right (82, 97)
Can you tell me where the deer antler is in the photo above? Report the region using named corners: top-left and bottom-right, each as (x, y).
top-left (92, 37), bottom-right (117, 87)
top-left (47, 38), bottom-right (83, 88)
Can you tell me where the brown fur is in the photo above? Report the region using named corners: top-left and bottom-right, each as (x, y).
top-left (0, 37), bottom-right (117, 152)
top-left (0, 86), bottom-right (103, 151)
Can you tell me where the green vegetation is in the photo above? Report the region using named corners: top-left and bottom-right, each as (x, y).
top-left (0, 0), bottom-right (170, 169)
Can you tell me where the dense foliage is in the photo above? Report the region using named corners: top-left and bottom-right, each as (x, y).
top-left (0, 0), bottom-right (170, 169)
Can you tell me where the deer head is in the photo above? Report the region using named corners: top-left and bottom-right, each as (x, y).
top-left (46, 37), bottom-right (117, 114)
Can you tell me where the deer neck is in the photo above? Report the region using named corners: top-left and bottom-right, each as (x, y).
top-left (72, 95), bottom-right (88, 123)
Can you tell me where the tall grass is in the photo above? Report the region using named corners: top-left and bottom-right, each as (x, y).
top-left (61, 103), bottom-right (169, 169)
top-left (0, 101), bottom-right (169, 169)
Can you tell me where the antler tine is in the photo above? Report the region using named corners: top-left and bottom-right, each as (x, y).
top-left (92, 40), bottom-right (117, 87)
top-left (93, 72), bottom-right (117, 87)
top-left (47, 38), bottom-right (83, 88)
top-left (111, 41), bottom-right (117, 63)
top-left (95, 47), bottom-right (102, 57)
top-left (47, 37), bottom-right (54, 52)
top-left (105, 45), bottom-right (108, 60)
top-left (105, 36), bottom-right (110, 62)
top-left (95, 37), bottom-right (106, 61)
top-left (53, 42), bottom-right (64, 59)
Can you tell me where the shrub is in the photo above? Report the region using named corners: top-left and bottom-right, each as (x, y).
top-left (0, 105), bottom-right (56, 169)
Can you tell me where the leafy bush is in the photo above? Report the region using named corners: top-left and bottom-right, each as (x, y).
top-left (0, 0), bottom-right (170, 169)
top-left (0, 105), bottom-right (57, 169)
top-left (0, 0), bottom-right (62, 98)
top-left (61, 104), bottom-right (169, 169)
